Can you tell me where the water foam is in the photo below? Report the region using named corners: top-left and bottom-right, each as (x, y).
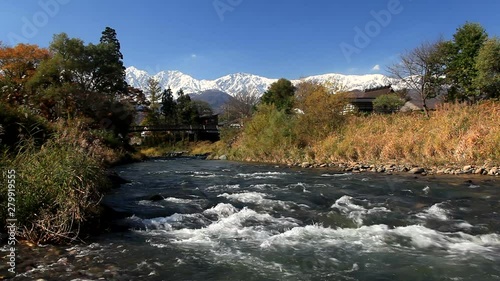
top-left (202, 203), bottom-right (238, 218)
top-left (236, 172), bottom-right (289, 179)
top-left (321, 173), bottom-right (353, 177)
top-left (192, 171), bottom-right (217, 178)
top-left (218, 192), bottom-right (290, 209)
top-left (163, 197), bottom-right (193, 204)
top-left (331, 195), bottom-right (390, 226)
top-left (167, 207), bottom-right (299, 246)
top-left (137, 200), bottom-right (165, 208)
top-left (260, 223), bottom-right (500, 256)
top-left (206, 184), bottom-right (240, 191)
top-left (416, 203), bottom-right (449, 221)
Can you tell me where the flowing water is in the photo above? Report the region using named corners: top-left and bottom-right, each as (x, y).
top-left (7, 159), bottom-right (500, 280)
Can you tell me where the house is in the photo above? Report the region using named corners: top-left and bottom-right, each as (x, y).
top-left (400, 90), bottom-right (445, 112)
top-left (347, 85), bottom-right (394, 112)
top-left (198, 114), bottom-right (219, 126)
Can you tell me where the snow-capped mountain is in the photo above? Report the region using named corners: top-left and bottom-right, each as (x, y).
top-left (125, 66), bottom-right (400, 98)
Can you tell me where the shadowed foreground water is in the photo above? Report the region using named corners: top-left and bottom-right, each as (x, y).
top-left (6, 159), bottom-right (500, 280)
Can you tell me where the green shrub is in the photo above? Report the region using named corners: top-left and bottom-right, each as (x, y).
top-left (232, 104), bottom-right (298, 162)
top-left (373, 93), bottom-right (406, 113)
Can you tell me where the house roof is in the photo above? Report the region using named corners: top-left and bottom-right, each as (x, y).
top-left (347, 85), bottom-right (394, 99)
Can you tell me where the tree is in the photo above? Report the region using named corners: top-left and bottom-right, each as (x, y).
top-left (260, 78), bottom-right (296, 113)
top-left (100, 27), bottom-right (123, 60)
top-left (387, 40), bottom-right (446, 117)
top-left (474, 37), bottom-right (500, 99)
top-left (444, 22), bottom-right (488, 102)
top-left (97, 27), bottom-right (127, 96)
top-left (222, 91), bottom-right (260, 124)
top-left (176, 89), bottom-right (198, 124)
top-left (294, 81), bottom-right (350, 144)
top-left (191, 100), bottom-right (213, 117)
top-left (145, 77), bottom-right (162, 125)
top-left (373, 93), bottom-right (405, 113)
top-left (160, 88), bottom-right (176, 123)
top-left (147, 77), bottom-right (162, 111)
top-left (28, 33), bottom-right (114, 118)
top-left (0, 43), bottom-right (50, 104)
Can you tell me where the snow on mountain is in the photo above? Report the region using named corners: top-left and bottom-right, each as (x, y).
top-left (300, 73), bottom-right (399, 91)
top-left (125, 66), bottom-right (400, 99)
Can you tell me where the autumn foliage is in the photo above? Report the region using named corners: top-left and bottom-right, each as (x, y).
top-left (0, 43), bottom-right (50, 104)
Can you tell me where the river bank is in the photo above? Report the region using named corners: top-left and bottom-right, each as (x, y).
top-left (137, 139), bottom-right (500, 178)
top-left (205, 155), bottom-right (500, 179)
top-left (199, 101), bottom-right (500, 179)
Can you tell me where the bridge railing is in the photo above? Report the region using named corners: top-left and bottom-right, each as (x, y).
top-left (128, 125), bottom-right (219, 133)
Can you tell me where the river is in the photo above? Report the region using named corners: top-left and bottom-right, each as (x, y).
top-left (7, 158), bottom-right (500, 280)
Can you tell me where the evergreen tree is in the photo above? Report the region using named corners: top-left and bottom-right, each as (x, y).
top-left (444, 22), bottom-right (488, 102)
top-left (160, 87), bottom-right (176, 124)
top-left (100, 27), bottom-right (123, 59)
top-left (260, 78), bottom-right (296, 113)
top-left (97, 27), bottom-right (127, 96)
top-left (176, 89), bottom-right (198, 124)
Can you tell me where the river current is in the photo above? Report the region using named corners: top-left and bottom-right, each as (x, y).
top-left (8, 158), bottom-right (500, 280)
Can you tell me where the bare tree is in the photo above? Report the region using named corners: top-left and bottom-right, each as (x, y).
top-left (387, 40), bottom-right (446, 117)
top-left (222, 92), bottom-right (260, 124)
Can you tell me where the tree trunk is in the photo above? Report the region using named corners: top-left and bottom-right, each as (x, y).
top-left (422, 101), bottom-right (430, 118)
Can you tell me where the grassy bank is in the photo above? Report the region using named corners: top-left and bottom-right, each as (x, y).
top-left (0, 140), bottom-right (110, 244)
top-left (211, 101), bottom-right (499, 170)
top-left (0, 106), bottom-right (141, 244)
top-left (139, 140), bottom-right (224, 158)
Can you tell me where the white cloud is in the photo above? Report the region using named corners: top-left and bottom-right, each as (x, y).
top-left (191, 54), bottom-right (197, 59)
top-left (371, 64), bottom-right (381, 71)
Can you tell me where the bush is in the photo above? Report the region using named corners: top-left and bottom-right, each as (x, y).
top-left (373, 93), bottom-right (405, 113)
top-left (232, 104), bottom-right (298, 162)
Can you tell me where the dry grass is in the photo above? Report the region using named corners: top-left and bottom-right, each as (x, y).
top-left (314, 101), bottom-right (500, 166)
top-left (227, 101), bottom-right (499, 167)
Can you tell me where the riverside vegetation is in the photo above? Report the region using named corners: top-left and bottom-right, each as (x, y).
top-left (0, 27), bottom-right (145, 244)
top-left (208, 100), bottom-right (499, 176)
top-left (200, 23), bottom-right (500, 176)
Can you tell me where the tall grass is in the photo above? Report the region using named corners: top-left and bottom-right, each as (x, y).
top-left (314, 101), bottom-right (499, 166)
top-left (0, 138), bottom-right (110, 244)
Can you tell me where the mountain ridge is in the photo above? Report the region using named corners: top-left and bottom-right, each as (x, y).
top-left (125, 66), bottom-right (400, 98)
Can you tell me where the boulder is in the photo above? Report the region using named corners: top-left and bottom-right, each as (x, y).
top-left (301, 162), bottom-right (311, 168)
top-left (488, 167), bottom-right (498, 176)
top-left (149, 195), bottom-right (164, 201)
top-left (408, 167), bottom-right (425, 174)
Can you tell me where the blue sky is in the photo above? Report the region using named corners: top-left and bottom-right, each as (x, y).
top-left (1, 0), bottom-right (499, 79)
